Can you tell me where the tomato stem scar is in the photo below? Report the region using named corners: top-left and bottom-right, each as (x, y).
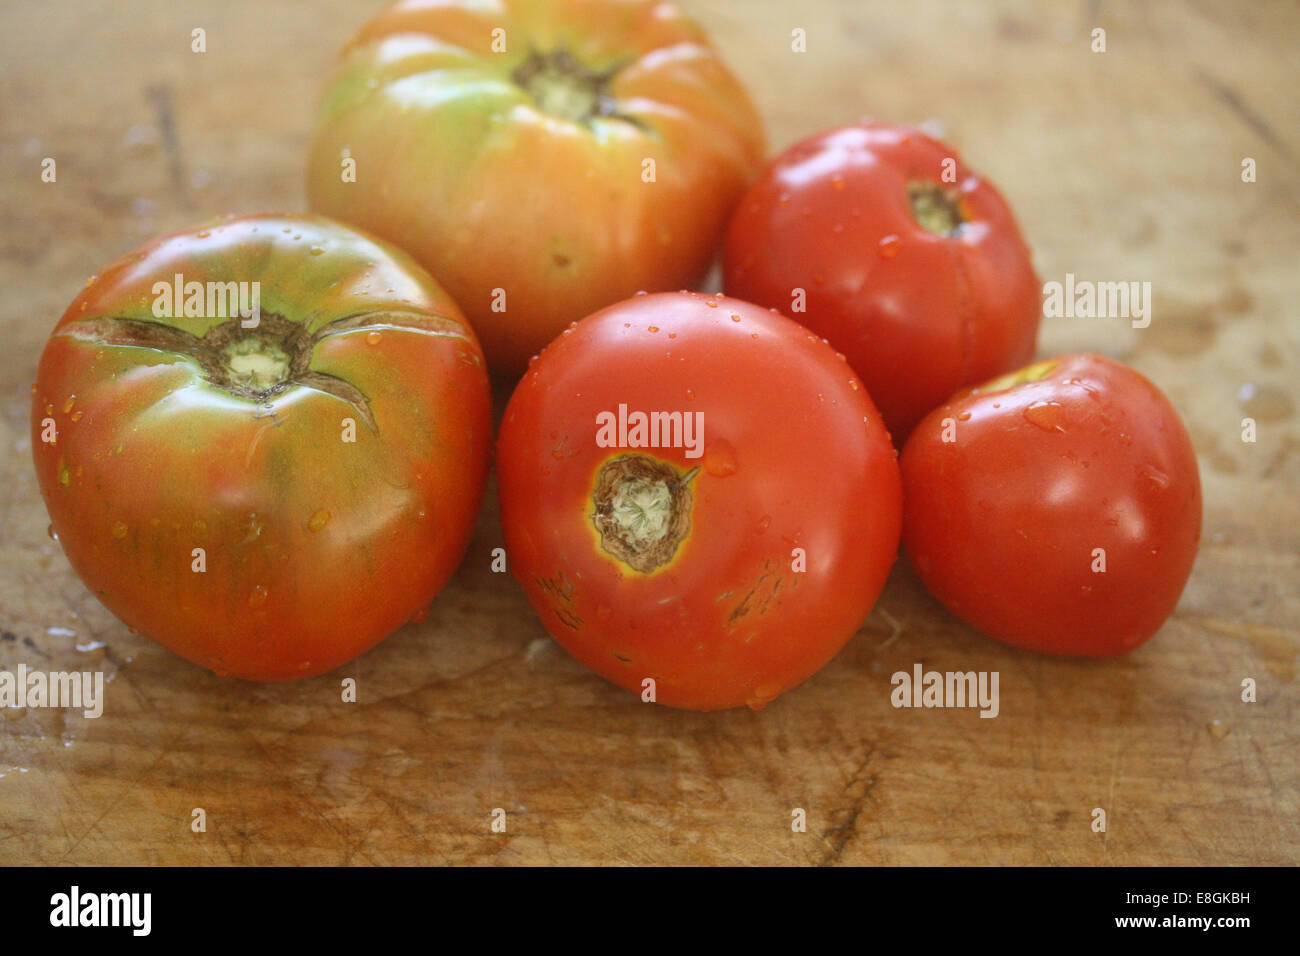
top-left (907, 180), bottom-right (967, 237)
top-left (591, 455), bottom-right (695, 574)
top-left (510, 48), bottom-right (642, 129)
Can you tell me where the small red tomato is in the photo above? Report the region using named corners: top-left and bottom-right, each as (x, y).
top-left (31, 214), bottom-right (492, 680)
top-left (723, 121), bottom-right (1041, 441)
top-left (900, 354), bottom-right (1202, 656)
top-left (497, 292), bottom-right (902, 711)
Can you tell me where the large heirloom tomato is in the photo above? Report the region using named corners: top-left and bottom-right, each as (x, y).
top-left (31, 214), bottom-right (492, 680)
top-left (900, 354), bottom-right (1202, 656)
top-left (307, 0), bottom-right (765, 377)
top-left (724, 121), bottom-right (1041, 441)
top-left (497, 291), bottom-right (902, 711)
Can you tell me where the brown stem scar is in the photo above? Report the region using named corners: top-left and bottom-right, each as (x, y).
top-left (591, 455), bottom-right (695, 574)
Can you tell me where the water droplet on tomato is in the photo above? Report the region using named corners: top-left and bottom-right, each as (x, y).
top-left (704, 439), bottom-right (737, 477)
top-left (308, 509), bottom-right (331, 532)
top-left (247, 585), bottom-right (268, 607)
top-left (1023, 401), bottom-right (1066, 433)
top-left (1137, 464), bottom-right (1170, 489)
top-left (111, 521), bottom-right (128, 539)
top-left (957, 411), bottom-right (972, 421)
top-left (309, 246), bottom-right (325, 256)
top-left (878, 234), bottom-right (903, 258)
top-left (730, 313), bottom-right (741, 322)
top-left (366, 331), bottom-right (382, 345)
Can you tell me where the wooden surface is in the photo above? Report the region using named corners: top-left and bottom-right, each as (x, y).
top-left (1, 0), bottom-right (1297, 865)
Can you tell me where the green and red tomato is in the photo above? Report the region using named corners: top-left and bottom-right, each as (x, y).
top-left (307, 0), bottom-right (766, 377)
top-left (31, 213), bottom-right (492, 680)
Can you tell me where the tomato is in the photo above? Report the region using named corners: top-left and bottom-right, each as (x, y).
top-left (307, 0), bottom-right (766, 378)
top-left (900, 354), bottom-right (1202, 656)
top-left (723, 121), bottom-right (1041, 441)
top-left (496, 291), bottom-right (902, 711)
top-left (30, 213), bottom-right (492, 680)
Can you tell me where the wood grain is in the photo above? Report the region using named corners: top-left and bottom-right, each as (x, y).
top-left (0, 0), bottom-right (1295, 865)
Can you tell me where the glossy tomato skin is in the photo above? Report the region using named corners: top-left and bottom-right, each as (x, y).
top-left (497, 291), bottom-right (902, 711)
top-left (307, 0), bottom-right (766, 378)
top-left (31, 213), bottom-right (492, 680)
top-left (723, 121), bottom-right (1041, 441)
top-left (900, 354), bottom-right (1202, 656)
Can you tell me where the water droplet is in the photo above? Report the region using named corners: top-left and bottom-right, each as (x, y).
top-left (308, 509), bottom-right (331, 532)
top-left (704, 439), bottom-right (737, 477)
top-left (247, 585), bottom-right (268, 608)
top-left (1137, 464), bottom-right (1170, 490)
top-left (62, 395), bottom-right (76, 414)
top-left (111, 521), bottom-right (128, 539)
top-left (730, 313), bottom-right (741, 322)
top-left (1023, 401), bottom-right (1066, 433)
top-left (648, 325), bottom-right (659, 333)
top-left (756, 515), bottom-right (771, 533)
top-left (878, 234), bottom-right (903, 258)
top-left (706, 300), bottom-right (718, 308)
top-left (685, 388), bottom-right (696, 401)
top-left (366, 331), bottom-right (382, 345)
top-left (957, 411), bottom-right (972, 421)
top-left (309, 246), bottom-right (325, 256)
top-left (746, 682), bottom-right (781, 710)
top-left (1207, 719), bottom-right (1229, 739)
top-left (47, 524), bottom-right (58, 541)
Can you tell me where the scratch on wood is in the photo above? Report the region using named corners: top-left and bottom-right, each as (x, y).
top-left (1193, 68), bottom-right (1294, 160)
top-left (147, 84), bottom-right (191, 206)
top-left (817, 744), bottom-right (877, 865)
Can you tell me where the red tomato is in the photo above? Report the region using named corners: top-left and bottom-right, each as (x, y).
top-left (307, 0), bottom-right (766, 377)
top-left (31, 213), bottom-right (492, 680)
top-left (900, 354), bottom-right (1202, 656)
top-left (723, 121), bottom-right (1041, 441)
top-left (496, 291), bottom-right (902, 711)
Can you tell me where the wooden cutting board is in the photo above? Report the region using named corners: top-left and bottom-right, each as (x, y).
top-left (1, 0), bottom-right (1295, 865)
